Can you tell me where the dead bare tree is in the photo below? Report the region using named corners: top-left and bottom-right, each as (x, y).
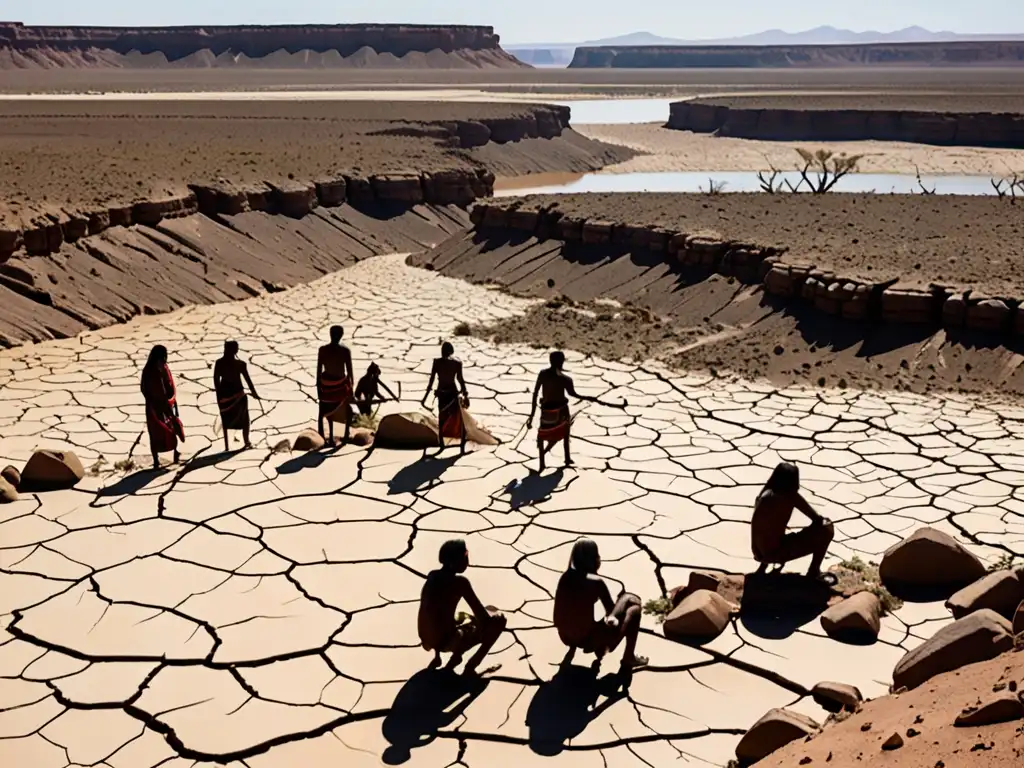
top-left (913, 165), bottom-right (936, 195)
top-left (991, 172), bottom-right (1023, 203)
top-left (756, 167), bottom-right (783, 194)
top-left (793, 148), bottom-right (864, 194)
top-left (700, 178), bottom-right (728, 195)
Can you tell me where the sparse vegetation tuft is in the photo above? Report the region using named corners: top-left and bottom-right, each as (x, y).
top-left (113, 458), bottom-right (136, 473)
top-left (990, 173), bottom-right (1024, 203)
top-left (700, 178), bottom-right (728, 195)
top-left (88, 456), bottom-right (108, 476)
top-left (643, 596), bottom-right (673, 623)
top-left (453, 321), bottom-right (472, 337)
top-left (834, 556), bottom-right (902, 615)
top-left (987, 552), bottom-right (1019, 572)
top-left (353, 412), bottom-right (380, 432)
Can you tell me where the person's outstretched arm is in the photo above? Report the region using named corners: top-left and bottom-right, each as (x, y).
top-left (795, 494), bottom-right (827, 524)
top-left (527, 375), bottom-right (542, 427)
top-left (422, 361), bottom-right (437, 407)
top-left (241, 362), bottom-right (260, 399)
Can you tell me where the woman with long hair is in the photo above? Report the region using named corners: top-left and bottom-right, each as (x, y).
top-left (140, 345), bottom-right (184, 469)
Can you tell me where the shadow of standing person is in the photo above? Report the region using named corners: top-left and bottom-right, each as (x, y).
top-left (381, 668), bottom-right (489, 764)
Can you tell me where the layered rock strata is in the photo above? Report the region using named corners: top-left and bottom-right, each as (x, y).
top-left (570, 40), bottom-right (1024, 69)
top-left (0, 22), bottom-right (527, 69)
top-left (464, 199), bottom-right (1024, 341)
top-left (668, 101), bottom-right (1024, 149)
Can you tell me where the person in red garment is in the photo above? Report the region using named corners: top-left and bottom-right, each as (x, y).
top-left (422, 342), bottom-right (469, 454)
top-left (140, 345), bottom-right (184, 470)
top-left (317, 325), bottom-right (355, 445)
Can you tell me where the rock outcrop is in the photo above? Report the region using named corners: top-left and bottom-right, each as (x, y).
top-left (811, 682), bottom-right (863, 714)
top-left (667, 100), bottom-right (1024, 149)
top-left (570, 40), bottom-right (1024, 69)
top-left (735, 708), bottom-right (819, 765)
top-left (954, 692), bottom-right (1024, 727)
top-left (465, 199), bottom-right (1024, 344)
top-left (879, 527), bottom-right (986, 598)
top-left (892, 609), bottom-right (1014, 691)
top-left (0, 22), bottom-right (527, 69)
top-left (945, 570), bottom-right (1023, 621)
top-left (20, 449), bottom-right (85, 491)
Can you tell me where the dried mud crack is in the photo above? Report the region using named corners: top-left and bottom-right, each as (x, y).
top-left (1, 253), bottom-right (1023, 768)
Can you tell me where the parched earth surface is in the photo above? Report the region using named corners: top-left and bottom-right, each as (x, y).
top-left (0, 100), bottom-right (628, 226)
top-left (2, 253), bottom-right (1024, 768)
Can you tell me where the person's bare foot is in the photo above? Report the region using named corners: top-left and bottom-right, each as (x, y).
top-left (172, 451), bottom-right (180, 464)
top-left (565, 459), bottom-right (575, 467)
top-left (428, 652), bottom-right (442, 670)
top-left (464, 663), bottom-right (501, 678)
top-left (243, 442), bottom-right (253, 450)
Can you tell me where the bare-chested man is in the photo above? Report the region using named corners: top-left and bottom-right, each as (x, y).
top-left (752, 462), bottom-right (834, 579)
top-left (417, 539), bottom-right (507, 676)
top-left (527, 351), bottom-right (625, 472)
top-left (421, 342), bottom-right (469, 453)
top-left (214, 340), bottom-right (261, 451)
top-left (317, 325), bottom-right (354, 444)
top-left (554, 538), bottom-right (648, 672)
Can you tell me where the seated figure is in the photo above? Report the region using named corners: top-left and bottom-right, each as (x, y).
top-left (752, 462), bottom-right (834, 578)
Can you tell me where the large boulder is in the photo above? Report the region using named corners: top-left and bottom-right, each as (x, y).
top-left (292, 430), bottom-right (326, 452)
top-left (1015, 600), bottom-right (1024, 636)
top-left (879, 527), bottom-right (985, 598)
top-left (811, 681), bottom-right (863, 714)
top-left (663, 590), bottom-right (732, 643)
top-left (375, 413), bottom-right (441, 449)
top-left (954, 691), bottom-right (1024, 727)
top-left (819, 591), bottom-right (881, 643)
top-left (20, 449), bottom-right (85, 491)
top-left (735, 708), bottom-right (819, 765)
top-left (892, 609), bottom-right (1014, 691)
top-left (1, 465), bottom-right (20, 489)
top-left (0, 476), bottom-right (17, 504)
top-left (945, 569), bottom-right (1023, 620)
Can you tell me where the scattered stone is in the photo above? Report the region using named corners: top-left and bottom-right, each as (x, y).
top-left (879, 527), bottom-right (985, 598)
top-left (860, 722), bottom-right (872, 732)
top-left (882, 732), bottom-right (903, 750)
top-left (663, 589), bottom-right (732, 642)
top-left (1, 465), bottom-right (20, 489)
top-left (0, 476), bottom-right (17, 503)
top-left (892, 609), bottom-right (1015, 691)
top-left (20, 449), bottom-right (85, 491)
top-left (954, 691), bottom-right (1024, 727)
top-left (735, 708), bottom-right (819, 765)
top-left (375, 412), bottom-right (441, 449)
top-left (812, 682), bottom-right (863, 713)
top-left (270, 439), bottom-right (291, 454)
top-left (945, 569), bottom-right (1023, 621)
top-left (820, 592), bottom-right (882, 642)
top-left (800, 757), bottom-right (812, 765)
top-left (292, 430), bottom-right (326, 452)
top-left (906, 727), bottom-right (920, 737)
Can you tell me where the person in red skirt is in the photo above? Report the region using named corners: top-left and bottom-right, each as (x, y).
top-left (140, 345), bottom-right (185, 470)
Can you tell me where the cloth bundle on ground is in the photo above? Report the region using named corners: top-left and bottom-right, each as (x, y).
top-left (375, 411), bottom-right (498, 449)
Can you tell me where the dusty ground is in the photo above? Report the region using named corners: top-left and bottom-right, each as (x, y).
top-left (479, 193), bottom-right (1024, 295)
top-left (0, 100), bottom-right (628, 225)
top-left (2, 253), bottom-right (1023, 768)
top-left (688, 93), bottom-right (1024, 113)
top-left (577, 122), bottom-right (1024, 176)
top-left (5, 67), bottom-right (1024, 94)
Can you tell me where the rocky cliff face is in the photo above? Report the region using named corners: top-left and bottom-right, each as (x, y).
top-left (0, 22), bottom-right (527, 68)
top-left (668, 101), bottom-right (1024, 149)
top-left (569, 40), bottom-right (1024, 68)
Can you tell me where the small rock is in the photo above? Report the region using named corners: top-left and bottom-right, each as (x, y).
top-left (860, 722), bottom-right (872, 732)
top-left (0, 476), bottom-right (17, 504)
top-left (906, 728), bottom-right (920, 737)
top-left (812, 682), bottom-right (863, 713)
top-left (882, 732), bottom-right (903, 750)
top-left (663, 589), bottom-right (732, 643)
top-left (954, 691), bottom-right (1024, 727)
top-left (292, 429), bottom-right (326, 452)
top-left (820, 592), bottom-right (881, 642)
top-left (735, 708), bottom-right (820, 765)
top-left (946, 569), bottom-right (1023, 621)
top-left (20, 449), bottom-right (85, 491)
top-left (800, 758), bottom-right (812, 765)
top-left (880, 527), bottom-right (985, 598)
top-left (1, 464), bottom-right (20, 489)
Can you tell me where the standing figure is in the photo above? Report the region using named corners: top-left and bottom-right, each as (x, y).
top-left (355, 362), bottom-right (397, 417)
top-left (527, 351), bottom-right (624, 472)
top-left (421, 342), bottom-right (469, 454)
top-left (140, 345), bottom-right (185, 470)
top-left (553, 538), bottom-right (648, 672)
top-left (417, 539), bottom-right (507, 676)
top-left (214, 340), bottom-right (261, 452)
top-left (317, 325), bottom-right (354, 445)
top-left (752, 462), bottom-right (834, 579)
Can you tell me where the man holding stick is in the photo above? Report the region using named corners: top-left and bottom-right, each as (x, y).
top-left (526, 351), bottom-right (627, 472)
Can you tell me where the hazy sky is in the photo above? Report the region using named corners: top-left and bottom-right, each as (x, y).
top-left (19, 1), bottom-right (1022, 44)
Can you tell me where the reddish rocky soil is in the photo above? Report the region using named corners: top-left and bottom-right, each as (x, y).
top-left (758, 649), bottom-right (1024, 768)
top-left (0, 101), bottom-right (630, 227)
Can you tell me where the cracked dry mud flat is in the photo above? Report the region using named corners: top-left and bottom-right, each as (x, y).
top-left (2, 252), bottom-right (1024, 768)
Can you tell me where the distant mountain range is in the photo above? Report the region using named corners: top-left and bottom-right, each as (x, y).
top-left (506, 26), bottom-right (1024, 66)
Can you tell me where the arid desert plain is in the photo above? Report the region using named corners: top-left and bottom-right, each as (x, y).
top-left (2, 30), bottom-right (1024, 768)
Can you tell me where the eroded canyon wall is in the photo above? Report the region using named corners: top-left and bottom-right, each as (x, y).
top-left (667, 101), bottom-right (1024, 148)
top-left (569, 40), bottom-right (1024, 68)
top-left (0, 22), bottom-right (527, 68)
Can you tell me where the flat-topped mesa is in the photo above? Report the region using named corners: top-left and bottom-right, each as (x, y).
top-left (0, 21), bottom-right (527, 68)
top-left (569, 40), bottom-right (1024, 68)
top-left (668, 101), bottom-right (1024, 150)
